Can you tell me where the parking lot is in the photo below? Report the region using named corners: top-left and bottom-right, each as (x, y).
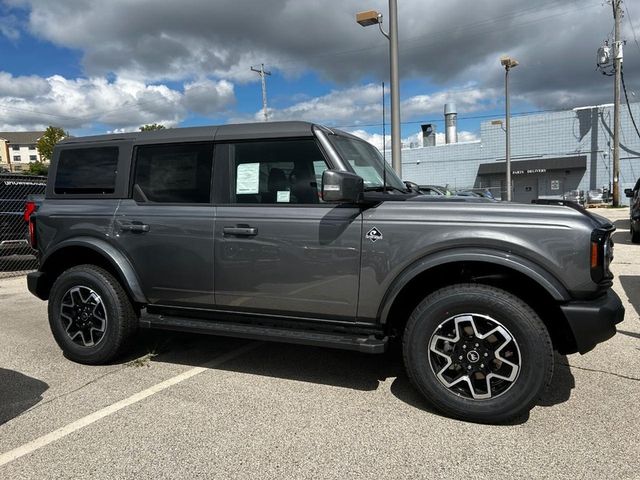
top-left (0, 208), bottom-right (638, 479)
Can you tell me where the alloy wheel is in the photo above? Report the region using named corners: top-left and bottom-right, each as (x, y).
top-left (60, 286), bottom-right (108, 347)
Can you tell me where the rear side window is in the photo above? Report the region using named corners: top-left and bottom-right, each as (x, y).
top-left (55, 147), bottom-right (119, 194)
top-left (133, 142), bottom-right (214, 203)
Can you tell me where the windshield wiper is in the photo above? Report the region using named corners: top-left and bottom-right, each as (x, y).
top-left (364, 185), bottom-right (407, 194)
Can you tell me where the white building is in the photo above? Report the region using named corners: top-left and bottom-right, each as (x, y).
top-left (0, 131), bottom-right (46, 172)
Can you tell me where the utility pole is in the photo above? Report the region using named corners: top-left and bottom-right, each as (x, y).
top-left (251, 64), bottom-right (271, 122)
top-left (612, 0), bottom-right (622, 206)
top-left (500, 56), bottom-right (519, 201)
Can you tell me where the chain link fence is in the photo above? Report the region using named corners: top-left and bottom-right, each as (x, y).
top-left (0, 174), bottom-right (47, 278)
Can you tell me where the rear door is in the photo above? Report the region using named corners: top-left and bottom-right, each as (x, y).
top-left (114, 141), bottom-right (216, 308)
top-left (213, 138), bottom-right (362, 321)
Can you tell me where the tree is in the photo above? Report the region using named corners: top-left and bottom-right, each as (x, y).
top-left (139, 123), bottom-right (166, 131)
top-left (27, 161), bottom-right (48, 176)
top-left (37, 126), bottom-right (68, 162)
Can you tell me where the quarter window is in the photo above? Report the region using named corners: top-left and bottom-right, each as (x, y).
top-left (133, 142), bottom-right (214, 203)
top-left (229, 139), bottom-right (328, 204)
top-left (55, 147), bottom-right (119, 194)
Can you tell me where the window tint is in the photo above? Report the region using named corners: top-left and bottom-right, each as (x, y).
top-left (55, 147), bottom-right (118, 194)
top-left (230, 139), bottom-right (327, 204)
top-left (134, 142), bottom-right (213, 203)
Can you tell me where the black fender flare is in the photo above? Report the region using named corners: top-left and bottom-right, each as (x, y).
top-left (378, 248), bottom-right (570, 324)
top-left (40, 236), bottom-right (147, 304)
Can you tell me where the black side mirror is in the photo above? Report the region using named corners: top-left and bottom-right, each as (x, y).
top-left (624, 188), bottom-right (634, 198)
top-left (322, 170), bottom-right (364, 203)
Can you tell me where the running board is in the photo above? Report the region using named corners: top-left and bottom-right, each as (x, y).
top-left (140, 313), bottom-right (387, 354)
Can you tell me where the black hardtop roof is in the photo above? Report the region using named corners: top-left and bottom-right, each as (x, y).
top-left (59, 121), bottom-right (331, 145)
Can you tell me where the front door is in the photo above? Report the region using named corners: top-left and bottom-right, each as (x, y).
top-left (213, 139), bottom-right (362, 321)
top-left (114, 141), bottom-right (216, 308)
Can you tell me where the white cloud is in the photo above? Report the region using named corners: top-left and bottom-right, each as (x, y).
top-left (0, 72), bottom-right (235, 131)
top-left (348, 128), bottom-right (478, 150)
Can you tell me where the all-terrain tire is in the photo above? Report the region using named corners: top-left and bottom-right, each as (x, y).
top-left (48, 264), bottom-right (138, 364)
top-left (403, 283), bottom-right (554, 424)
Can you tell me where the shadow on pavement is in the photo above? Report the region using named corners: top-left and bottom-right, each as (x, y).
top-left (613, 219), bottom-right (628, 230)
top-left (141, 330), bottom-right (575, 424)
top-left (620, 276), bottom-right (640, 317)
top-left (612, 230), bottom-right (633, 245)
top-left (0, 368), bottom-right (48, 425)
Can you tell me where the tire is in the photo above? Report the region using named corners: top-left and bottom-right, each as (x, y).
top-left (631, 220), bottom-right (640, 244)
top-left (403, 284), bottom-right (553, 424)
top-left (48, 264), bottom-right (138, 364)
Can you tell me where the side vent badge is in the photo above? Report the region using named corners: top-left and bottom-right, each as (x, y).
top-left (366, 227), bottom-right (383, 243)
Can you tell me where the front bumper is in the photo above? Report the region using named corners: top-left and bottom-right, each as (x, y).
top-left (560, 289), bottom-right (625, 354)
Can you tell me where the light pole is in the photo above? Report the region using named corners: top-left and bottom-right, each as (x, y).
top-left (500, 55), bottom-right (519, 202)
top-left (356, 1), bottom-right (402, 178)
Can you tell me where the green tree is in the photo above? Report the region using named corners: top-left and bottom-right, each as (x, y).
top-left (27, 161), bottom-right (48, 176)
top-left (36, 126), bottom-right (68, 162)
top-left (139, 123), bottom-right (166, 131)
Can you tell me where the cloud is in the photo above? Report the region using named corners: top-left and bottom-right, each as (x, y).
top-left (0, 73), bottom-right (235, 131)
top-left (183, 79), bottom-right (235, 116)
top-left (349, 128), bottom-right (478, 150)
top-left (9, 0), bottom-right (638, 111)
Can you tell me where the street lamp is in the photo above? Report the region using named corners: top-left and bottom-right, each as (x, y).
top-left (356, 1), bottom-right (402, 178)
top-left (500, 55), bottom-right (519, 201)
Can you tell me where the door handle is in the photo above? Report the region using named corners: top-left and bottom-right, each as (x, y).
top-left (119, 222), bottom-right (150, 233)
top-left (223, 226), bottom-right (258, 237)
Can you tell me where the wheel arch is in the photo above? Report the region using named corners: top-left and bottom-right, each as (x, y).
top-left (38, 237), bottom-right (147, 305)
top-left (379, 249), bottom-right (577, 354)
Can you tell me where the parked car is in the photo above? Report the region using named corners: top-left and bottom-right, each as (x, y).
top-left (418, 185), bottom-right (451, 196)
top-left (27, 121), bottom-right (624, 424)
top-left (587, 189), bottom-right (604, 204)
top-left (0, 174), bottom-right (46, 256)
top-left (562, 190), bottom-right (584, 206)
top-left (624, 178), bottom-right (640, 243)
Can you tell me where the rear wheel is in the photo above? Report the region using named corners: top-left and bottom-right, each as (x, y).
top-left (631, 220), bottom-right (640, 243)
top-left (48, 265), bottom-right (137, 364)
top-left (403, 284), bottom-right (553, 423)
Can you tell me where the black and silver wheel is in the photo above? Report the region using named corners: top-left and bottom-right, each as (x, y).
top-left (48, 265), bottom-right (137, 364)
top-left (403, 284), bottom-right (553, 423)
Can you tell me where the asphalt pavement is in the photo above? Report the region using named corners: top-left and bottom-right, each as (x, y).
top-left (0, 207), bottom-right (638, 479)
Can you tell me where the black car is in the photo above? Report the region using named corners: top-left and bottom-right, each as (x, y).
top-left (624, 178), bottom-right (640, 243)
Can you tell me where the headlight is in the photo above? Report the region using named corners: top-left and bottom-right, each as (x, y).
top-left (590, 228), bottom-right (614, 284)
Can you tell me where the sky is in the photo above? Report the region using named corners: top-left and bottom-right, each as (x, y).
top-left (0, 0), bottom-right (639, 148)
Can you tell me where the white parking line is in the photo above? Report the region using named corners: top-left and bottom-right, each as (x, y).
top-left (0, 342), bottom-right (260, 468)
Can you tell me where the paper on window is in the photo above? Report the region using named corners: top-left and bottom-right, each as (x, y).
top-left (277, 190), bottom-right (290, 203)
top-left (236, 163), bottom-right (260, 194)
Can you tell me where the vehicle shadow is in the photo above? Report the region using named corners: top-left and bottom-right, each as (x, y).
top-left (613, 219), bottom-right (628, 230)
top-left (0, 368), bottom-right (48, 425)
top-left (135, 331), bottom-right (575, 424)
top-left (620, 275), bottom-right (640, 318)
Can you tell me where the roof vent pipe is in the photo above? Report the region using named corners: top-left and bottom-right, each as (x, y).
top-left (444, 103), bottom-right (457, 144)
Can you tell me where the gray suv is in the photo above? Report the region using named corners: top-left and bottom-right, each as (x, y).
top-left (27, 121), bottom-right (624, 423)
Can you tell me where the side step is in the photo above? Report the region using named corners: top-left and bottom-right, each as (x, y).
top-left (140, 313), bottom-right (388, 354)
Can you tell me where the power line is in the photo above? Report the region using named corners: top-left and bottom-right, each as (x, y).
top-left (624, 0), bottom-right (640, 55)
top-left (621, 67), bottom-right (640, 140)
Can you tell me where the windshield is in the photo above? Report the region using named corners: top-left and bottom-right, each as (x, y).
top-left (329, 135), bottom-right (406, 192)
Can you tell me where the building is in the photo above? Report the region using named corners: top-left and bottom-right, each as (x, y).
top-left (0, 131), bottom-right (46, 172)
top-left (400, 102), bottom-right (640, 204)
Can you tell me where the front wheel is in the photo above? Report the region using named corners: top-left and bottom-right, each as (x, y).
top-left (403, 284), bottom-right (554, 423)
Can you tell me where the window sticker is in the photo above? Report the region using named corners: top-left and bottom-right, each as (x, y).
top-left (277, 190), bottom-right (290, 203)
top-left (236, 163), bottom-right (260, 194)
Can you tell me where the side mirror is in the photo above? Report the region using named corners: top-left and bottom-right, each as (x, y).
top-left (322, 170), bottom-right (364, 203)
top-left (624, 188), bottom-right (634, 198)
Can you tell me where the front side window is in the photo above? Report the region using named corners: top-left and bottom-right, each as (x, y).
top-left (328, 135), bottom-right (406, 192)
top-left (230, 139), bottom-right (328, 204)
top-left (55, 147), bottom-right (119, 194)
top-left (133, 142), bottom-right (213, 203)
